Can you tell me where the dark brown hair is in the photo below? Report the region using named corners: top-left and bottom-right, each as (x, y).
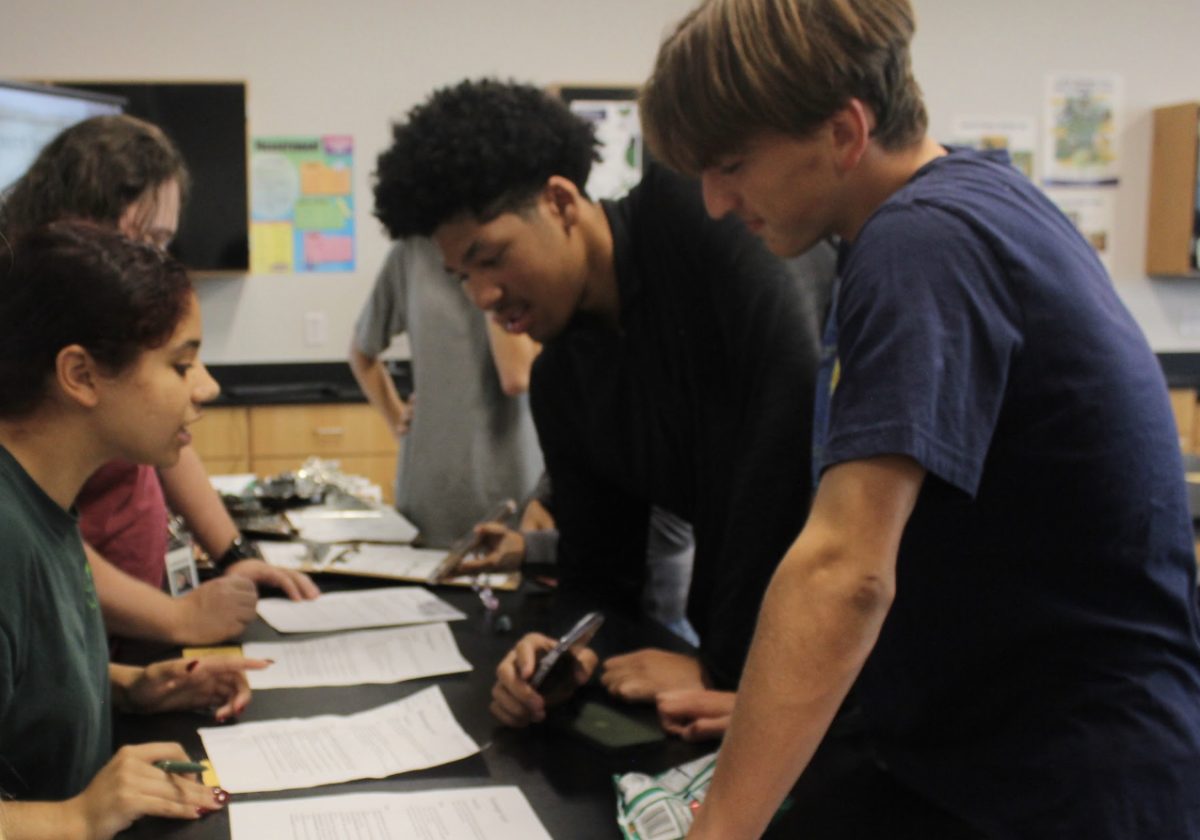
top-left (0, 221), bottom-right (193, 418)
top-left (640, 0), bottom-right (928, 174)
top-left (0, 114), bottom-right (189, 240)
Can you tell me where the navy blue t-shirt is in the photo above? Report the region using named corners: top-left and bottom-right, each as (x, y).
top-left (814, 148), bottom-right (1200, 838)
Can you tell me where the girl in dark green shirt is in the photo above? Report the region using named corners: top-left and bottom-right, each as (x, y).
top-left (0, 223), bottom-right (268, 839)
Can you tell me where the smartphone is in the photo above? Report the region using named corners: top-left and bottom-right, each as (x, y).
top-left (530, 611), bottom-right (605, 689)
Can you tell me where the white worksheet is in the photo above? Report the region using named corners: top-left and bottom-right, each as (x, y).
top-left (199, 686), bottom-right (479, 793)
top-left (256, 586), bottom-right (465, 633)
top-left (243, 623), bottom-right (472, 689)
top-left (228, 787), bottom-right (553, 840)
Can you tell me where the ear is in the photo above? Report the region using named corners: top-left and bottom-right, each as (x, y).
top-left (55, 345), bottom-right (103, 409)
top-left (542, 175), bottom-right (584, 231)
top-left (828, 99), bottom-right (873, 172)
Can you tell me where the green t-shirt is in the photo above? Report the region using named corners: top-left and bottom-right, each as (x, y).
top-left (0, 445), bottom-right (111, 800)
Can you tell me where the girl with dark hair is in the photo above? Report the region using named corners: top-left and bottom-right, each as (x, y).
top-left (0, 222), bottom-right (267, 839)
top-left (0, 115), bottom-right (317, 656)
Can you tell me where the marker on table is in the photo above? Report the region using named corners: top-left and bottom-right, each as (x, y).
top-left (154, 760), bottom-right (208, 775)
top-left (432, 498), bottom-right (517, 581)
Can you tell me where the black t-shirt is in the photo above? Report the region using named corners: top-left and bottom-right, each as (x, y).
top-left (531, 165), bottom-right (834, 688)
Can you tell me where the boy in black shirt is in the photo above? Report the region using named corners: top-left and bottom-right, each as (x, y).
top-left (373, 79), bottom-right (833, 730)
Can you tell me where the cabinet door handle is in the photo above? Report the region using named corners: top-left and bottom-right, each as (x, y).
top-left (314, 426), bottom-right (346, 437)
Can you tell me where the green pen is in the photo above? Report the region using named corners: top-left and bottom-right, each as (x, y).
top-left (154, 760), bottom-right (207, 775)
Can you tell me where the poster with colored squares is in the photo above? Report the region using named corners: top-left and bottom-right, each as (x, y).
top-left (250, 135), bottom-right (355, 273)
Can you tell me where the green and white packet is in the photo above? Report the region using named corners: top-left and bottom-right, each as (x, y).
top-left (614, 751), bottom-right (717, 840)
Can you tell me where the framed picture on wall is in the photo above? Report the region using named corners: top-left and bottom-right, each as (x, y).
top-left (553, 85), bottom-right (642, 201)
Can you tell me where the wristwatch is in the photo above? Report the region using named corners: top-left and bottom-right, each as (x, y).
top-left (213, 535), bottom-right (261, 572)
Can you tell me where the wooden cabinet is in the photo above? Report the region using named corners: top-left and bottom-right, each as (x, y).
top-left (188, 403), bottom-right (399, 504)
top-left (1146, 102), bottom-right (1200, 276)
top-left (189, 406), bottom-right (250, 473)
top-left (248, 404), bottom-right (395, 459)
top-left (249, 404), bottom-right (399, 502)
top-left (1170, 388), bottom-right (1200, 454)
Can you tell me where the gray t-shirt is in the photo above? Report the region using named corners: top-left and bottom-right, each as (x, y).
top-left (353, 238), bottom-right (543, 547)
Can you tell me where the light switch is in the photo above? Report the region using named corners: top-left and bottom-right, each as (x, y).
top-left (303, 311), bottom-right (328, 347)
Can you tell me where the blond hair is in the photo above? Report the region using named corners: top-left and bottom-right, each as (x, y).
top-left (640, 0), bottom-right (927, 174)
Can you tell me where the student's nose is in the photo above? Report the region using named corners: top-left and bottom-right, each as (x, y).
top-left (462, 275), bottom-right (502, 311)
top-left (192, 361), bottom-right (221, 404)
top-left (701, 171), bottom-right (738, 219)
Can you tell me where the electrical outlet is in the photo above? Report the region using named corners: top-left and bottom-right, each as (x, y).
top-left (303, 311), bottom-right (328, 347)
top-left (1179, 305), bottom-right (1200, 338)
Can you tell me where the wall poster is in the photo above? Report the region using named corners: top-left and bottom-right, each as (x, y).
top-left (251, 135), bottom-right (355, 274)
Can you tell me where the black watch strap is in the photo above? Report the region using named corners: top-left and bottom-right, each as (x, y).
top-left (214, 536), bottom-right (260, 572)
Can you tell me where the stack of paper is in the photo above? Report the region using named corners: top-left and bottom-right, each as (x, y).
top-left (199, 686), bottom-right (479, 793)
top-left (285, 506), bottom-right (418, 544)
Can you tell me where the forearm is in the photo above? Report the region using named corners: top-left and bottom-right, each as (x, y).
top-left (88, 546), bottom-right (186, 645)
top-left (689, 536), bottom-right (894, 839)
top-left (108, 663), bottom-right (143, 713)
top-left (485, 319), bottom-right (539, 396)
top-left (349, 346), bottom-right (407, 429)
top-left (1, 801), bottom-right (87, 840)
top-left (158, 446), bottom-right (238, 557)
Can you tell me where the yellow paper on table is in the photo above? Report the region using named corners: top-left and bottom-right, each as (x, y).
top-left (201, 758), bottom-right (221, 787)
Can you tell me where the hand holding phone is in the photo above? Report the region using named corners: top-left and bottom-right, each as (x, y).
top-left (490, 621), bottom-right (604, 728)
top-left (530, 611), bottom-right (605, 689)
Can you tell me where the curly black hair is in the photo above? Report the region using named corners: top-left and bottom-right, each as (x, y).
top-left (373, 79), bottom-right (600, 238)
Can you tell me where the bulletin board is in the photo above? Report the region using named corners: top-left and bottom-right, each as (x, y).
top-left (554, 85), bottom-right (643, 201)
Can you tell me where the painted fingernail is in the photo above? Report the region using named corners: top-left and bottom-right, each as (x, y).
top-left (196, 807), bottom-right (214, 816)
top-left (186, 660), bottom-right (200, 673)
top-left (264, 658), bottom-right (276, 664)
top-left (212, 787), bottom-right (230, 805)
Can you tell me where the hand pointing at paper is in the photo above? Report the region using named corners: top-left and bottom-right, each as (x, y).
top-left (111, 657), bottom-right (272, 722)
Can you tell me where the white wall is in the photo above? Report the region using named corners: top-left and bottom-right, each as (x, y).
top-left (2, 0), bottom-right (1197, 359)
top-left (913, 0), bottom-right (1200, 352)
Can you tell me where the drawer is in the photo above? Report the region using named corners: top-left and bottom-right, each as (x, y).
top-left (190, 407), bottom-right (250, 460)
top-left (248, 403), bottom-right (398, 458)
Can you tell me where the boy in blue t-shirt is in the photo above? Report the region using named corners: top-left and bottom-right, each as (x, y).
top-left (641, 1), bottom-right (1200, 838)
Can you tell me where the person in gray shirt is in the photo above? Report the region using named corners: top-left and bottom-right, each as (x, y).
top-left (349, 237), bottom-right (543, 548)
